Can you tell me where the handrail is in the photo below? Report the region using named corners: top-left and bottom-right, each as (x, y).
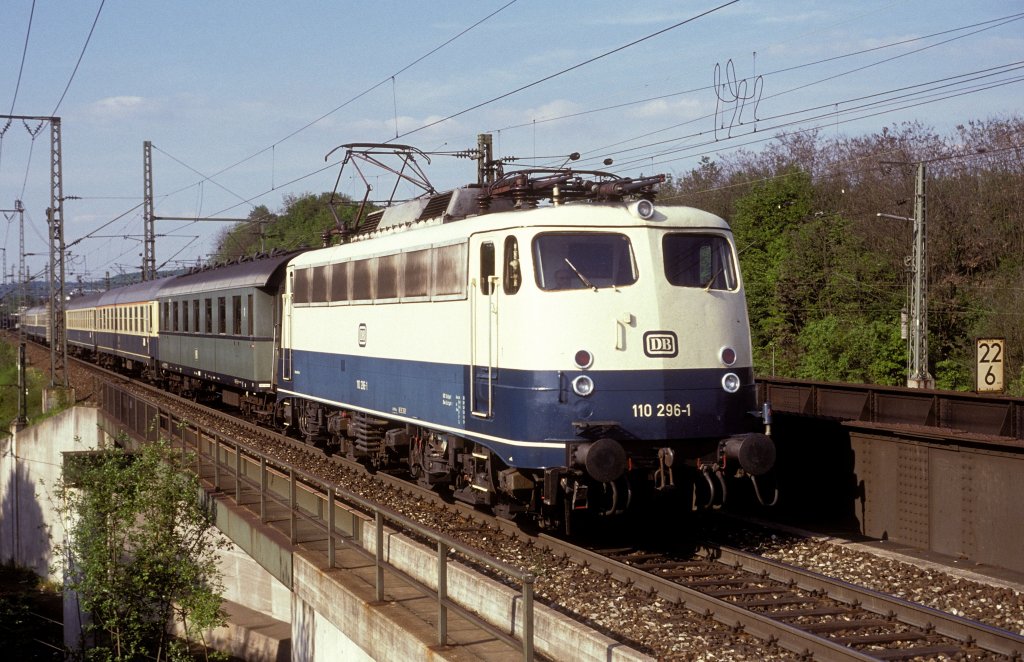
top-left (105, 382), bottom-right (535, 661)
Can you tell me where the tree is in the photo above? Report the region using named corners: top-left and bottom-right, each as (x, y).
top-left (54, 437), bottom-right (228, 661)
top-left (657, 116), bottom-right (1024, 391)
top-left (729, 167), bottom-right (814, 375)
top-left (211, 191), bottom-right (361, 262)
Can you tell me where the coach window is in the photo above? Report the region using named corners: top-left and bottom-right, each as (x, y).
top-left (172, 301), bottom-right (179, 332)
top-left (232, 295), bottom-right (242, 335)
top-left (162, 302), bottom-right (169, 331)
top-left (331, 262), bottom-right (349, 302)
top-left (377, 254), bottom-right (399, 299)
top-left (403, 249), bottom-right (430, 298)
top-left (432, 243), bottom-right (466, 297)
top-left (181, 300), bottom-right (189, 332)
top-left (352, 259), bottom-right (373, 301)
top-left (312, 265), bottom-right (329, 303)
top-left (205, 299), bottom-right (213, 334)
top-left (217, 297), bottom-right (226, 334)
top-left (479, 241), bottom-right (495, 295)
top-left (192, 300), bottom-right (200, 333)
top-left (293, 267), bottom-right (311, 305)
top-left (503, 236), bottom-right (521, 295)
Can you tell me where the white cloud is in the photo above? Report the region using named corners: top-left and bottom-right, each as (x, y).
top-left (632, 97), bottom-right (703, 120)
top-left (86, 95), bottom-right (157, 120)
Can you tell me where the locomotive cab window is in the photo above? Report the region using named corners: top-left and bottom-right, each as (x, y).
top-left (479, 241), bottom-right (495, 295)
top-left (503, 236), bottom-right (521, 295)
top-left (663, 233), bottom-right (737, 291)
top-left (533, 232), bottom-right (636, 291)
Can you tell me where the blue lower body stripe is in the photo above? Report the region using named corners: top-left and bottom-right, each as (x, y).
top-left (282, 349), bottom-right (758, 470)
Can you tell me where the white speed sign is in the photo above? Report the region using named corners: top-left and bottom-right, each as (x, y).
top-left (976, 338), bottom-right (1005, 393)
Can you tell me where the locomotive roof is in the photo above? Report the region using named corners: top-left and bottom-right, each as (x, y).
top-left (96, 275), bottom-right (176, 307)
top-left (158, 250), bottom-right (296, 297)
top-left (289, 200), bottom-right (730, 268)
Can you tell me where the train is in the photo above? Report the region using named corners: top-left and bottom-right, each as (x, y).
top-left (21, 138), bottom-right (775, 530)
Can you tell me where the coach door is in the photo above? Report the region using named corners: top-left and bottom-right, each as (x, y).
top-left (470, 237), bottom-right (499, 418)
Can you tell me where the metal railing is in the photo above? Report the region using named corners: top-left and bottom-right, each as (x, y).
top-left (102, 382), bottom-right (536, 660)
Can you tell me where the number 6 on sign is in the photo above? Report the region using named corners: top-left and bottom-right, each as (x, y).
top-left (976, 338), bottom-right (1005, 393)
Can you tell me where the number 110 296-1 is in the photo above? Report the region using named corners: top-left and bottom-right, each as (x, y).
top-left (631, 403), bottom-right (692, 418)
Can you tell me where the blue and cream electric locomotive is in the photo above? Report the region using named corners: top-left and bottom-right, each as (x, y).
top-left (276, 137), bottom-right (774, 527)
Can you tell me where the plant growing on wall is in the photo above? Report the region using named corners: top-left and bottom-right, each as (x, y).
top-left (54, 436), bottom-right (229, 661)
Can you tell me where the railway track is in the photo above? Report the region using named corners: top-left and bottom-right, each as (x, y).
top-left (589, 544), bottom-right (1023, 660)
top-left (31, 343), bottom-right (1024, 660)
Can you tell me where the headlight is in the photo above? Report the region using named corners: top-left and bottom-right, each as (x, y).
top-left (572, 375), bottom-right (595, 397)
top-left (721, 372), bottom-right (741, 393)
top-left (629, 199), bottom-right (656, 220)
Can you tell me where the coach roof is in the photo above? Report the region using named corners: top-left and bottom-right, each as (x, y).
top-left (157, 250), bottom-right (297, 297)
top-left (96, 275), bottom-right (175, 307)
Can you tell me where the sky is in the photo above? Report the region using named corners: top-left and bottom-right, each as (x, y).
top-left (1, 0), bottom-right (1022, 286)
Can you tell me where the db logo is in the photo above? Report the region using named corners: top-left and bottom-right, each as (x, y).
top-left (643, 331), bottom-right (678, 358)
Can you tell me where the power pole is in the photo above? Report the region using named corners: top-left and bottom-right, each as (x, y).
top-left (907, 162), bottom-right (933, 389)
top-left (14, 342), bottom-right (28, 430)
top-left (142, 140), bottom-right (248, 275)
top-left (878, 160), bottom-right (933, 389)
top-left (48, 117), bottom-right (69, 389)
top-left (477, 133), bottom-right (494, 187)
top-left (143, 140), bottom-right (156, 280)
top-left (0, 199), bottom-right (26, 329)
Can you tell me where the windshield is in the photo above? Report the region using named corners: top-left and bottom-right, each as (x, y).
top-left (533, 232), bottom-right (637, 291)
top-left (663, 233), bottom-right (737, 290)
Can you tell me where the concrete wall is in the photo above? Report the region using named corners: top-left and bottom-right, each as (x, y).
top-left (0, 406), bottom-right (104, 581)
top-left (2, 407), bottom-right (298, 660)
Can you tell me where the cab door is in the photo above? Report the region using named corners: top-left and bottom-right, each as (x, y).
top-left (469, 237), bottom-right (498, 418)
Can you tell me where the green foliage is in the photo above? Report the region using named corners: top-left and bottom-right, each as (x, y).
top-left (212, 191), bottom-right (361, 262)
top-left (795, 316), bottom-right (905, 385)
top-left (0, 339), bottom-right (45, 427)
top-left (687, 116), bottom-right (1024, 391)
top-left (54, 437), bottom-right (228, 661)
top-left (934, 357), bottom-right (972, 392)
top-left (730, 168), bottom-right (814, 373)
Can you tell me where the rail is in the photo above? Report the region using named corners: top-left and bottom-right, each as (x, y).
top-left (101, 382), bottom-right (536, 661)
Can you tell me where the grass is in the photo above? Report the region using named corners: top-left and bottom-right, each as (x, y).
top-left (0, 339), bottom-right (46, 429)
